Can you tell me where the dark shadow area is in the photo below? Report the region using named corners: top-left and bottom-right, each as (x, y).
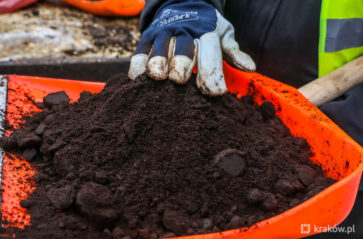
top-left (0, 58), bottom-right (130, 82)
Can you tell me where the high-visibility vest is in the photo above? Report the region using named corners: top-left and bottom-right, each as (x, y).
top-left (319, 0), bottom-right (363, 77)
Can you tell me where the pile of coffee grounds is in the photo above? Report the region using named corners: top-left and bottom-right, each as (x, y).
top-left (1, 74), bottom-right (335, 239)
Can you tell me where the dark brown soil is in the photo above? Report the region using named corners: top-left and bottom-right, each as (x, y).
top-left (1, 74), bottom-right (335, 238)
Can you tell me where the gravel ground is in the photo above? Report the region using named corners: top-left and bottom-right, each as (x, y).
top-left (0, 2), bottom-right (139, 63)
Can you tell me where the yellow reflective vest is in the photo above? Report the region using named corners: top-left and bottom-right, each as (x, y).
top-left (319, 0), bottom-right (363, 76)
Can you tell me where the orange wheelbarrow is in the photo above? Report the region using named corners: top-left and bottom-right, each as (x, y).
top-left (0, 62), bottom-right (362, 238)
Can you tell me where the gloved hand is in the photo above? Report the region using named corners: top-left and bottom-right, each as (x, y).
top-left (0, 0), bottom-right (37, 14)
top-left (61, 0), bottom-right (144, 16)
top-left (128, 0), bottom-right (255, 96)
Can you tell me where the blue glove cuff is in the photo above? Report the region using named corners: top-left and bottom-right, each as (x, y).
top-left (136, 0), bottom-right (217, 59)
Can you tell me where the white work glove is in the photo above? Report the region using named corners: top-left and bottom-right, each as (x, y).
top-left (128, 0), bottom-right (255, 96)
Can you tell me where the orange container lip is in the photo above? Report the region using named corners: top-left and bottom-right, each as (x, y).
top-left (1, 62), bottom-right (362, 238)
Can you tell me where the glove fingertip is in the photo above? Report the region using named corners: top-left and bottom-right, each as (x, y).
top-left (239, 53), bottom-right (256, 72)
top-left (196, 70), bottom-right (228, 96)
top-left (128, 54), bottom-right (148, 80)
top-left (169, 55), bottom-right (194, 84)
top-left (147, 56), bottom-right (169, 80)
top-left (225, 50), bottom-right (256, 72)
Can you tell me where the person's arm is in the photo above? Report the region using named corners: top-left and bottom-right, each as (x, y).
top-left (129, 0), bottom-right (256, 96)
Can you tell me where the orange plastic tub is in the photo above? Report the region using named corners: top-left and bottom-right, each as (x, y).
top-left (1, 63), bottom-right (362, 238)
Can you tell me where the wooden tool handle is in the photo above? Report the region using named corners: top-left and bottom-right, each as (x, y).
top-left (298, 55), bottom-right (363, 106)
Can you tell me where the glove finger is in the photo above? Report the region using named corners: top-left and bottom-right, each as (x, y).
top-left (196, 32), bottom-right (227, 96)
top-left (128, 54), bottom-right (149, 80)
top-left (219, 13), bottom-right (256, 72)
top-left (147, 32), bottom-right (173, 80)
top-left (128, 34), bottom-right (153, 80)
top-left (169, 34), bottom-right (196, 84)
